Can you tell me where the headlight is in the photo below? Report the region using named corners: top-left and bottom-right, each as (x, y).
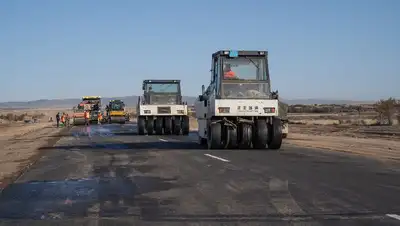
top-left (263, 107), bottom-right (275, 113)
top-left (144, 110), bottom-right (151, 114)
top-left (218, 107), bottom-right (230, 113)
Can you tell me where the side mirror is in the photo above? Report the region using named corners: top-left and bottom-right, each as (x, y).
top-left (198, 95), bottom-right (203, 101)
top-left (201, 85), bottom-right (205, 94)
top-left (271, 90), bottom-right (279, 99)
top-left (142, 84), bottom-right (145, 90)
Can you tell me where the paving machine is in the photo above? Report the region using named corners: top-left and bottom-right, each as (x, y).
top-left (136, 79), bottom-right (189, 135)
top-left (194, 50), bottom-right (283, 149)
top-left (73, 96), bottom-right (102, 125)
top-left (105, 99), bottom-right (126, 124)
top-left (72, 104), bottom-right (86, 125)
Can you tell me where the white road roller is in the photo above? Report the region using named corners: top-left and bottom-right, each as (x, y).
top-left (195, 50), bottom-right (283, 149)
top-left (136, 79), bottom-right (190, 135)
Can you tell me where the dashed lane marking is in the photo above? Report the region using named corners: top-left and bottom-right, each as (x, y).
top-left (386, 214), bottom-right (400, 221)
top-left (159, 138), bottom-right (168, 142)
top-left (204, 154), bottom-right (230, 162)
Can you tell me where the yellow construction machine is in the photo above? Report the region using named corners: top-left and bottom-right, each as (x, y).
top-left (105, 99), bottom-right (126, 124)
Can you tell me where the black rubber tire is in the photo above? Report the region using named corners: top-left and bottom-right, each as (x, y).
top-left (227, 127), bottom-right (238, 148)
top-left (182, 116), bottom-right (190, 135)
top-left (253, 119), bottom-right (269, 149)
top-left (146, 118), bottom-right (154, 135)
top-left (199, 136), bottom-right (207, 146)
top-left (138, 117), bottom-right (145, 135)
top-left (268, 117), bottom-right (283, 150)
top-left (208, 122), bottom-right (222, 149)
top-left (155, 117), bottom-right (163, 135)
top-left (173, 117), bottom-right (181, 135)
top-left (164, 117), bottom-right (172, 134)
top-left (239, 123), bottom-right (252, 149)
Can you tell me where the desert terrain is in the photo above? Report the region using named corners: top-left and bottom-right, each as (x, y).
top-left (1, 101), bottom-right (400, 188)
top-left (188, 101), bottom-right (400, 161)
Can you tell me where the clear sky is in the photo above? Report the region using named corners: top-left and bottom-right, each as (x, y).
top-left (1, 0), bottom-right (399, 102)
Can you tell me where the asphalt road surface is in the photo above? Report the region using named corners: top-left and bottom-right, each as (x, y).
top-left (0, 123), bottom-right (399, 225)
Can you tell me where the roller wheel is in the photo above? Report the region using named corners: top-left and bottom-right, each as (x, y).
top-left (253, 119), bottom-right (268, 149)
top-left (173, 117), bottom-right (181, 135)
top-left (146, 118), bottom-right (154, 135)
top-left (208, 122), bottom-right (222, 149)
top-left (239, 123), bottom-right (252, 149)
top-left (155, 117), bottom-right (163, 135)
top-left (182, 116), bottom-right (190, 135)
top-left (268, 117), bottom-right (283, 150)
top-left (138, 117), bottom-right (145, 135)
top-left (164, 117), bottom-right (172, 134)
top-left (226, 127), bottom-right (238, 148)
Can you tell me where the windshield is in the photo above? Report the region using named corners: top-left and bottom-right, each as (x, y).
top-left (222, 57), bottom-right (265, 80)
top-left (222, 82), bottom-right (270, 99)
top-left (149, 94), bottom-right (178, 105)
top-left (82, 98), bottom-right (100, 102)
top-left (110, 103), bottom-right (124, 111)
top-left (146, 83), bottom-right (179, 93)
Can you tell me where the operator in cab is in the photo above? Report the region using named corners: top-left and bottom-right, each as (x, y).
top-left (223, 64), bottom-right (237, 79)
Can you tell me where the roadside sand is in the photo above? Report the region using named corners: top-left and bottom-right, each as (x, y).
top-left (0, 123), bottom-right (66, 189)
top-left (286, 133), bottom-right (400, 160)
top-left (0, 122), bottom-right (54, 141)
top-left (188, 117), bottom-right (400, 160)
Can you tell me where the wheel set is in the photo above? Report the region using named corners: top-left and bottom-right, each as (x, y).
top-left (137, 116), bottom-right (190, 136)
top-left (204, 118), bottom-right (283, 150)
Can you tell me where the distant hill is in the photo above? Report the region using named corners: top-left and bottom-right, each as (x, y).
top-left (0, 96), bottom-right (374, 109)
top-left (0, 96), bottom-right (198, 109)
top-left (281, 99), bottom-right (374, 105)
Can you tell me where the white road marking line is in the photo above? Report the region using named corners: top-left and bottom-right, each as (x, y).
top-left (204, 154), bottom-right (230, 162)
top-left (159, 138), bottom-right (168, 142)
top-left (386, 214), bottom-right (400, 221)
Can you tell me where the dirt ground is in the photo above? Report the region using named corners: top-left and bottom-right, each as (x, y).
top-left (0, 109), bottom-right (398, 189)
top-left (188, 117), bottom-right (400, 161)
top-left (0, 109), bottom-right (69, 189)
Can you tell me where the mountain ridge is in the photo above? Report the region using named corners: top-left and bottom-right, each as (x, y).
top-left (0, 96), bottom-right (375, 109)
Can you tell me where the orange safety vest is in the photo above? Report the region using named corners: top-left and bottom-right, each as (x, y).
top-left (98, 113), bottom-right (102, 120)
top-left (84, 112), bottom-right (89, 119)
top-left (224, 70), bottom-right (236, 78)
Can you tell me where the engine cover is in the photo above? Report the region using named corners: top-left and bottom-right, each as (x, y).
top-left (212, 99), bottom-right (279, 117)
top-left (138, 104), bottom-right (188, 116)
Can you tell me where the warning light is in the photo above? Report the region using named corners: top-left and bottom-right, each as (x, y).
top-left (229, 51), bottom-right (238, 58)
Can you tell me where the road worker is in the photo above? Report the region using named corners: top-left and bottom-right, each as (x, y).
top-left (60, 113), bottom-right (65, 126)
top-left (55, 112), bottom-right (60, 128)
top-left (98, 112), bottom-right (103, 125)
top-left (84, 110), bottom-right (90, 126)
top-left (223, 64), bottom-right (237, 79)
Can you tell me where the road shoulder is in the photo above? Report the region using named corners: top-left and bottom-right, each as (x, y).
top-left (0, 124), bottom-right (70, 191)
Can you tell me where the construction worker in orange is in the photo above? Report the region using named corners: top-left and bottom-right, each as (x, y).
top-left (84, 110), bottom-right (90, 126)
top-left (223, 64), bottom-right (237, 79)
top-left (97, 112), bottom-right (103, 125)
top-left (60, 113), bottom-right (65, 126)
